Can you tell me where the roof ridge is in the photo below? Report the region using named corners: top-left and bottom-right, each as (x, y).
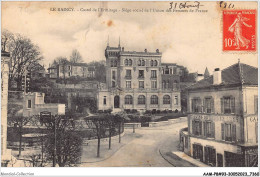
top-left (238, 61), bottom-right (244, 85)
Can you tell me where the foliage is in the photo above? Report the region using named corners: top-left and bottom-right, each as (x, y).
top-left (70, 49), bottom-right (82, 63)
top-left (2, 30), bottom-right (43, 90)
top-left (71, 96), bottom-right (97, 114)
top-left (88, 60), bottom-right (106, 82)
top-left (45, 130), bottom-right (82, 167)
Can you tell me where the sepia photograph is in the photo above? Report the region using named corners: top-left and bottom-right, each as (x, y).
top-left (1, 0), bottom-right (258, 176)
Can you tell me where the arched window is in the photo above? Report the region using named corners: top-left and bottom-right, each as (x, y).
top-left (138, 95), bottom-right (145, 105)
top-left (114, 60), bottom-right (117, 67)
top-left (128, 59), bottom-right (132, 66)
top-left (125, 95), bottom-right (133, 104)
top-left (151, 95), bottom-right (158, 104)
top-left (138, 59), bottom-right (141, 66)
top-left (142, 60), bottom-right (145, 66)
top-left (151, 60), bottom-right (154, 66)
top-left (163, 95), bottom-right (171, 104)
top-left (154, 60), bottom-right (158, 66)
top-left (125, 59), bottom-right (128, 66)
top-left (111, 60), bottom-right (114, 67)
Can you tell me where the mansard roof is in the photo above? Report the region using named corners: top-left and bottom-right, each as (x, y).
top-left (186, 62), bottom-right (258, 90)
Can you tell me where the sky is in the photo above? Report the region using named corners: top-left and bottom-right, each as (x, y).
top-left (2, 1), bottom-right (258, 74)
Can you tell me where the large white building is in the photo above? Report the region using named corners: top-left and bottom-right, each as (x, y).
top-left (97, 43), bottom-right (181, 112)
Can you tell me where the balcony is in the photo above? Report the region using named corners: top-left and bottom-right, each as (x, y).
top-left (125, 75), bottom-right (132, 79)
top-left (138, 75), bottom-right (144, 79)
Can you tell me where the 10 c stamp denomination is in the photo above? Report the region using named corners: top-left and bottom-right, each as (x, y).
top-left (223, 10), bottom-right (256, 51)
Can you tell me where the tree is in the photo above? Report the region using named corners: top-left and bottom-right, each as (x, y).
top-left (56, 57), bottom-right (69, 84)
top-left (84, 116), bottom-right (108, 158)
top-left (70, 49), bottom-right (82, 63)
top-left (1, 30), bottom-right (43, 90)
top-left (39, 115), bottom-right (82, 167)
top-left (88, 61), bottom-right (106, 82)
top-left (7, 116), bottom-right (32, 157)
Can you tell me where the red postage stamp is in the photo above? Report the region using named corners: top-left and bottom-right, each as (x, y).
top-left (223, 10), bottom-right (256, 51)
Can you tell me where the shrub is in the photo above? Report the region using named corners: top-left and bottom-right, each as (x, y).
top-left (156, 110), bottom-right (161, 114)
top-left (152, 109), bottom-right (157, 114)
top-left (162, 110), bottom-right (167, 114)
top-left (175, 109), bottom-right (179, 113)
top-left (169, 110), bottom-right (173, 113)
top-left (140, 116), bottom-right (151, 122)
top-left (144, 110), bottom-right (152, 115)
top-left (97, 110), bottom-right (103, 114)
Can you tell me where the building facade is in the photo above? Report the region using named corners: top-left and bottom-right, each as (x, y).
top-left (47, 62), bottom-right (95, 79)
top-left (97, 44), bottom-right (181, 112)
top-left (23, 92), bottom-right (65, 116)
top-left (180, 62), bottom-right (258, 167)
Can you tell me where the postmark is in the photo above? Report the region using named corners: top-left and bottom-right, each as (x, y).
top-left (223, 10), bottom-right (256, 51)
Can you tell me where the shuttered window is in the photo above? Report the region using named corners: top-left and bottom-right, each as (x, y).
top-left (193, 120), bottom-right (202, 136)
top-left (204, 97), bottom-right (214, 113)
top-left (221, 123), bottom-right (236, 142)
top-left (203, 121), bottom-right (215, 138)
top-left (221, 96), bottom-right (235, 114)
top-left (192, 98), bottom-right (202, 113)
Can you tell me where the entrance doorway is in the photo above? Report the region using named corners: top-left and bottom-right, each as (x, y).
top-left (217, 153), bottom-right (223, 167)
top-left (114, 96), bottom-right (120, 108)
top-left (204, 146), bottom-right (216, 166)
top-left (193, 144), bottom-right (203, 162)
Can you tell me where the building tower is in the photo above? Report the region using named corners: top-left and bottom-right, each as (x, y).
top-left (105, 39), bottom-right (121, 89)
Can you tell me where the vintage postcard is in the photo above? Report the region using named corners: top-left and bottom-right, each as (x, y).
top-left (1, 0), bottom-right (258, 176)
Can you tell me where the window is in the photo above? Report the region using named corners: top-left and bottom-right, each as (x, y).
top-left (128, 59), bottom-right (132, 66)
top-left (165, 67), bottom-right (170, 74)
top-left (192, 120), bottom-right (202, 136)
top-left (138, 95), bottom-right (145, 104)
top-left (125, 95), bottom-right (133, 104)
top-left (254, 96), bottom-right (258, 114)
top-left (125, 59), bottom-right (128, 66)
top-left (175, 96), bottom-right (178, 105)
top-left (139, 81), bottom-right (144, 89)
top-left (151, 95), bottom-right (158, 104)
top-left (192, 98), bottom-right (202, 113)
top-left (150, 60), bottom-right (154, 66)
top-left (163, 95), bottom-right (171, 104)
top-left (173, 67), bottom-right (177, 74)
top-left (112, 81), bottom-right (116, 87)
top-left (126, 81), bottom-right (131, 88)
top-left (126, 70), bottom-right (131, 79)
top-left (111, 60), bottom-right (117, 67)
top-left (68, 72), bottom-right (71, 76)
top-left (221, 123), bottom-right (236, 142)
top-left (112, 71), bottom-right (116, 80)
top-left (141, 60), bottom-right (145, 66)
top-left (103, 96), bottom-right (107, 105)
top-left (151, 70), bottom-right (157, 78)
top-left (154, 60), bottom-right (158, 66)
top-left (203, 121), bottom-right (215, 138)
top-left (138, 70), bottom-right (144, 78)
top-left (151, 81), bottom-right (157, 89)
top-left (162, 81), bottom-right (166, 89)
top-left (138, 59), bottom-right (142, 66)
top-left (68, 66), bottom-right (71, 70)
top-left (221, 97), bottom-right (235, 114)
top-left (204, 97), bottom-right (214, 113)
top-left (28, 100), bottom-right (32, 108)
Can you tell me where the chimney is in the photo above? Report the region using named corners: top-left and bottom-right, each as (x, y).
top-left (156, 49), bottom-right (159, 53)
top-left (213, 68), bottom-right (222, 85)
top-left (144, 49), bottom-right (147, 53)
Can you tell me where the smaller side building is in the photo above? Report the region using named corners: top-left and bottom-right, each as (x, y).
top-left (181, 62), bottom-right (258, 167)
top-left (23, 92), bottom-right (65, 116)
